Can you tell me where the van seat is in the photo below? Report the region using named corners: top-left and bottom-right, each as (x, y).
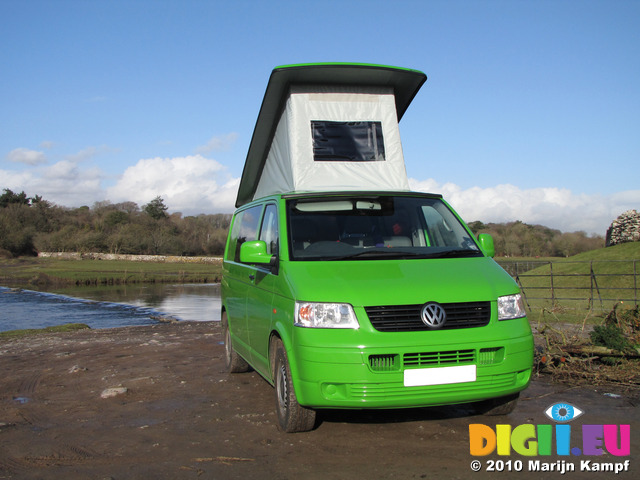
top-left (341, 217), bottom-right (375, 246)
top-left (383, 236), bottom-right (412, 247)
top-left (291, 218), bottom-right (318, 251)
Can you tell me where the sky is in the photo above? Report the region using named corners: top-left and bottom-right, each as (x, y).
top-left (1, 0), bottom-right (638, 235)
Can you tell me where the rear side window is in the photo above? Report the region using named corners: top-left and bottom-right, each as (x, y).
top-left (312, 121), bottom-right (385, 162)
top-left (227, 205), bottom-right (263, 262)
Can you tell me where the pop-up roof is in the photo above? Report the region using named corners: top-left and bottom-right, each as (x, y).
top-left (236, 63), bottom-right (427, 207)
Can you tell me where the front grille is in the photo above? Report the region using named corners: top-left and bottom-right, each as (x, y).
top-left (403, 349), bottom-right (475, 367)
top-left (365, 301), bottom-right (490, 332)
top-left (369, 354), bottom-right (400, 372)
top-left (478, 347), bottom-right (504, 365)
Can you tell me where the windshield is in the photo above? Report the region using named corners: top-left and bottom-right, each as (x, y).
top-left (287, 195), bottom-right (482, 261)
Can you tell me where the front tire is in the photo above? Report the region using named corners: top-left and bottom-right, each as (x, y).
top-left (222, 312), bottom-right (249, 373)
top-left (272, 339), bottom-right (316, 432)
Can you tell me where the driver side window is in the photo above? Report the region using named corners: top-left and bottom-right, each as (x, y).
top-left (260, 204), bottom-right (279, 256)
top-left (229, 205), bottom-right (263, 262)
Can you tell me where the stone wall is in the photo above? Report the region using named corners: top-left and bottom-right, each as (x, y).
top-left (606, 209), bottom-right (640, 247)
top-left (38, 252), bottom-right (222, 264)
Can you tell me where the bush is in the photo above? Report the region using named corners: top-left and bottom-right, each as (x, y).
top-left (590, 324), bottom-right (631, 352)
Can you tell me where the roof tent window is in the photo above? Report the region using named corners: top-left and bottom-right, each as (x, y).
top-left (312, 121), bottom-right (386, 162)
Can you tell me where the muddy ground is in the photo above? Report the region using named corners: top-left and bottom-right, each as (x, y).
top-left (1, 322), bottom-right (638, 480)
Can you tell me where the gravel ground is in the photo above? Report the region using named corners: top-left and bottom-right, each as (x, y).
top-left (1, 322), bottom-right (638, 479)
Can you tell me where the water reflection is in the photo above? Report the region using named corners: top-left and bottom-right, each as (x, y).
top-left (0, 284), bottom-right (221, 332)
top-left (53, 283), bottom-right (222, 323)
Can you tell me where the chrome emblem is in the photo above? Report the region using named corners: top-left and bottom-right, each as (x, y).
top-left (421, 302), bottom-right (446, 329)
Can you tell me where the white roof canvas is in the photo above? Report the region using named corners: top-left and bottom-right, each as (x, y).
top-left (253, 85), bottom-right (410, 199)
top-left (236, 64), bottom-right (427, 207)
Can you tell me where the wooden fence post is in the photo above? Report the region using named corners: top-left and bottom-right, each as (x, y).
top-left (549, 262), bottom-right (555, 305)
top-left (635, 259), bottom-right (638, 305)
top-left (590, 260), bottom-right (603, 310)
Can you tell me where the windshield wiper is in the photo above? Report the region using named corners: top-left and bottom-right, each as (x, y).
top-left (325, 248), bottom-right (483, 261)
top-left (428, 249), bottom-right (482, 258)
top-left (327, 250), bottom-right (422, 261)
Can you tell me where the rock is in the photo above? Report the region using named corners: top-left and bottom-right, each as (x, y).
top-left (100, 387), bottom-right (128, 399)
top-left (606, 209), bottom-right (640, 247)
top-left (150, 315), bottom-right (179, 324)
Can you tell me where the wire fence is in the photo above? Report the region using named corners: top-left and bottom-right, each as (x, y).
top-left (497, 260), bottom-right (639, 312)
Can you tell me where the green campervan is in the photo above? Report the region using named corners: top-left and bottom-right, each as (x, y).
top-left (221, 63), bottom-right (534, 432)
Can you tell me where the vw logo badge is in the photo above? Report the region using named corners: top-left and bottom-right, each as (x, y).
top-left (421, 302), bottom-right (446, 329)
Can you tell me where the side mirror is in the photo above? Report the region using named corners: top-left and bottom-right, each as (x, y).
top-left (478, 233), bottom-right (495, 258)
top-left (240, 240), bottom-right (272, 264)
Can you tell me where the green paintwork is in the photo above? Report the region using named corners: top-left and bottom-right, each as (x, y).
top-left (478, 233), bottom-right (496, 258)
top-left (221, 193), bottom-right (534, 410)
top-left (240, 240), bottom-right (271, 264)
top-left (223, 63), bottom-right (533, 413)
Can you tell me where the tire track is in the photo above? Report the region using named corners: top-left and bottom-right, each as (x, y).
top-left (17, 444), bottom-right (112, 468)
top-left (0, 442), bottom-right (117, 476)
top-left (0, 456), bottom-right (28, 477)
top-left (17, 372), bottom-right (42, 397)
top-left (9, 372), bottom-right (46, 428)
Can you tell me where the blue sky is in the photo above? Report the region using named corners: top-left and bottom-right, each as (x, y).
top-left (1, 0), bottom-right (638, 235)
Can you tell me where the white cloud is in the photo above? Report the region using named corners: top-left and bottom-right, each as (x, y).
top-left (106, 155), bottom-right (238, 214)
top-left (409, 178), bottom-right (640, 235)
top-left (1, 160), bottom-right (105, 206)
top-left (0, 169), bottom-right (35, 191)
top-left (195, 133), bottom-right (238, 155)
top-left (6, 148), bottom-right (47, 165)
top-left (65, 145), bottom-right (112, 163)
top-left (3, 150), bottom-right (636, 234)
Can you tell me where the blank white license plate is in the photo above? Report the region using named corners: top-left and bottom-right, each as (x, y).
top-left (404, 364), bottom-right (477, 387)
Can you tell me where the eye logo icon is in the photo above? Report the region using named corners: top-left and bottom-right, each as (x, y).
top-left (544, 402), bottom-right (584, 423)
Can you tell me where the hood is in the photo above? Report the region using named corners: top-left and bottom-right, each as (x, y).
top-left (281, 257), bottom-right (517, 307)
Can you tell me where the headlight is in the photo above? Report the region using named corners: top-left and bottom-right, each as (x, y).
top-left (497, 294), bottom-right (526, 320)
top-left (295, 302), bottom-right (359, 329)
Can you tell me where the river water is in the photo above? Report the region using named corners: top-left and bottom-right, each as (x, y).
top-left (0, 283), bottom-right (221, 332)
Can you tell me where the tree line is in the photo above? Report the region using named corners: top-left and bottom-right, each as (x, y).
top-left (1, 188), bottom-right (604, 259)
top-left (468, 220), bottom-right (604, 257)
top-left (0, 189), bottom-right (231, 258)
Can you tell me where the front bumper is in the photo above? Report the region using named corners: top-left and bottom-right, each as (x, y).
top-left (291, 332), bottom-right (534, 409)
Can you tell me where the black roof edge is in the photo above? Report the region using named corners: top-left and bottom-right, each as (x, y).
top-left (282, 190), bottom-right (444, 200)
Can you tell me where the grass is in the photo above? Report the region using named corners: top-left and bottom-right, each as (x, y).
top-left (0, 323), bottom-right (90, 339)
top-left (499, 243), bottom-right (640, 324)
top-left (0, 256), bottom-right (223, 287)
top-left (2, 245), bottom-right (639, 326)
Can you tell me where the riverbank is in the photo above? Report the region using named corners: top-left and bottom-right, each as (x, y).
top-left (0, 255), bottom-right (222, 287)
top-left (0, 322), bottom-right (89, 339)
top-left (1, 322), bottom-right (637, 479)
